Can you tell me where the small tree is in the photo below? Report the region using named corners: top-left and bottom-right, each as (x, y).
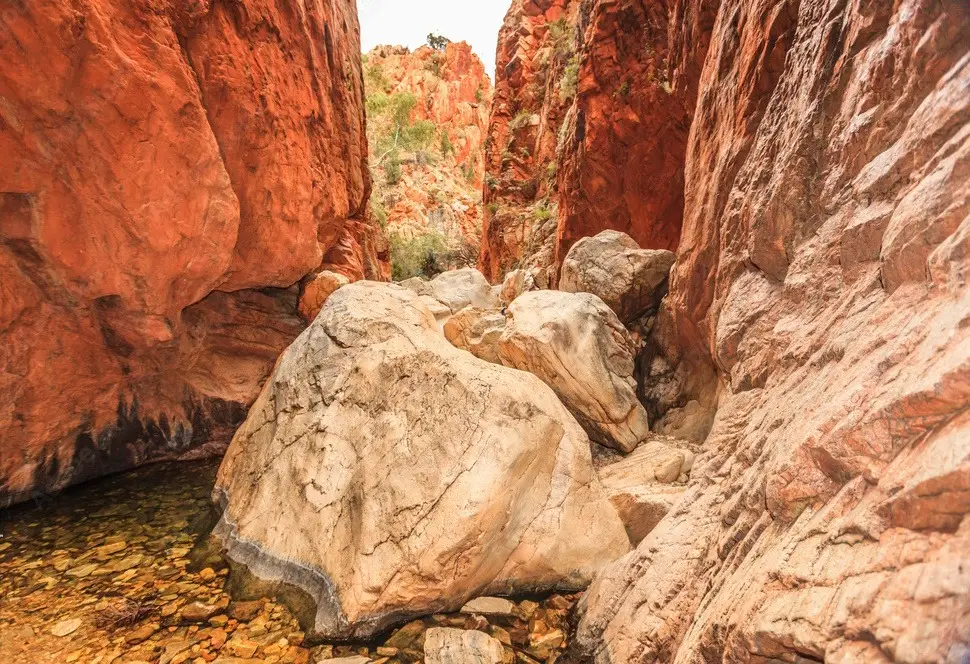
top-left (427, 33), bottom-right (450, 51)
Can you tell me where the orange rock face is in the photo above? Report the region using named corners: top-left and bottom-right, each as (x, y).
top-left (0, 0), bottom-right (386, 505)
top-left (479, 0), bottom-right (579, 282)
top-left (365, 42), bottom-right (492, 259)
top-left (570, 0), bottom-right (970, 662)
top-left (480, 0), bottom-right (697, 282)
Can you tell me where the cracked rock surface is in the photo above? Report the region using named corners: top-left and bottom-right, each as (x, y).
top-left (559, 230), bottom-right (676, 324)
top-left (499, 290), bottom-right (651, 453)
top-left (213, 282), bottom-right (630, 640)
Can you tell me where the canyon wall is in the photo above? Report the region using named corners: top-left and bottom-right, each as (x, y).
top-left (0, 0), bottom-right (386, 506)
top-left (365, 42), bottom-right (491, 253)
top-left (569, 0), bottom-right (970, 662)
top-left (480, 0), bottom-right (704, 282)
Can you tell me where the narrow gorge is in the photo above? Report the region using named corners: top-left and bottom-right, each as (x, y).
top-left (1, 1), bottom-right (968, 663)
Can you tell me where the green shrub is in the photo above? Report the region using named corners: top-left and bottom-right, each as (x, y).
top-left (440, 130), bottom-right (453, 156)
top-left (510, 110), bottom-right (532, 131)
top-left (559, 56), bottom-right (579, 101)
top-left (486, 202), bottom-right (500, 215)
top-left (427, 33), bottom-right (450, 51)
top-left (485, 173), bottom-right (500, 190)
top-left (364, 63), bottom-right (389, 93)
top-left (548, 19), bottom-right (573, 56)
top-left (389, 231), bottom-right (449, 280)
top-left (475, 86), bottom-right (484, 103)
top-left (385, 156), bottom-right (402, 185)
top-left (534, 203), bottom-right (552, 222)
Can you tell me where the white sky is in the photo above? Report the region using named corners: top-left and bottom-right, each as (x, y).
top-left (358, 0), bottom-right (510, 80)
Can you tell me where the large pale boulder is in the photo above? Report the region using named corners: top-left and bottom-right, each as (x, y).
top-left (499, 268), bottom-right (547, 305)
top-left (429, 268), bottom-right (500, 313)
top-left (443, 308), bottom-right (507, 364)
top-left (559, 230), bottom-right (675, 323)
top-left (498, 291), bottom-right (651, 453)
top-left (213, 282), bottom-right (629, 640)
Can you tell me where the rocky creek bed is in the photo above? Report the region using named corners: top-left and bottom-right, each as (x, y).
top-left (0, 460), bottom-right (580, 664)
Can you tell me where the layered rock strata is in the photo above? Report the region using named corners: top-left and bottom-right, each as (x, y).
top-left (571, 0), bottom-right (970, 662)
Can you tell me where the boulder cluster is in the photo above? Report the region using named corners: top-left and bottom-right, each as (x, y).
top-left (213, 230), bottom-right (683, 643)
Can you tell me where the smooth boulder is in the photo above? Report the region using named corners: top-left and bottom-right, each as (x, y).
top-left (299, 271), bottom-right (350, 321)
top-left (443, 308), bottom-right (507, 364)
top-left (213, 282), bottom-right (629, 640)
top-left (499, 268), bottom-right (547, 305)
top-left (597, 437), bottom-right (696, 544)
top-left (499, 291), bottom-right (651, 453)
top-left (559, 230), bottom-right (675, 323)
top-left (429, 268), bottom-right (500, 313)
top-left (424, 628), bottom-right (506, 664)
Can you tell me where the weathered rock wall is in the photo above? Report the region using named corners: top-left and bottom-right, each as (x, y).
top-left (480, 0), bottom-right (580, 281)
top-left (480, 0), bottom-right (713, 282)
top-left (0, 0), bottom-right (386, 506)
top-left (365, 42), bottom-right (492, 251)
top-left (572, 0), bottom-right (970, 662)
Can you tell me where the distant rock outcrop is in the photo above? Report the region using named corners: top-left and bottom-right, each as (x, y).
top-left (365, 42), bottom-right (492, 271)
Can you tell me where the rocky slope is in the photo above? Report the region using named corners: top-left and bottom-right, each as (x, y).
top-left (364, 42), bottom-right (492, 274)
top-left (563, 0), bottom-right (970, 662)
top-left (0, 0), bottom-right (387, 506)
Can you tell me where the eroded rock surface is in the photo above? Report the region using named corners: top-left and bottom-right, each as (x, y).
top-left (424, 628), bottom-right (506, 664)
top-left (444, 308), bottom-right (507, 365)
top-left (572, 1), bottom-right (970, 662)
top-left (214, 282), bottom-right (629, 640)
top-left (559, 230), bottom-right (675, 323)
top-left (0, 0), bottom-right (387, 505)
top-left (499, 291), bottom-right (650, 453)
top-left (429, 268), bottom-right (501, 314)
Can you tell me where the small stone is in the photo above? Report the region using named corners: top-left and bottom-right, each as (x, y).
top-left (546, 595), bottom-right (571, 611)
top-left (96, 541), bottom-right (128, 558)
top-left (315, 658), bottom-right (371, 664)
top-left (384, 619), bottom-right (425, 649)
top-left (209, 615), bottom-right (229, 627)
top-left (182, 602), bottom-right (220, 623)
top-left (199, 568), bottom-right (217, 582)
top-left (460, 597), bottom-right (517, 617)
top-left (375, 647), bottom-right (398, 657)
top-left (126, 623), bottom-right (159, 644)
top-left (161, 601), bottom-right (180, 617)
top-left (287, 632), bottom-right (305, 646)
top-left (227, 600), bottom-right (262, 622)
top-left (209, 628), bottom-right (228, 649)
top-left (516, 600), bottom-right (538, 620)
top-left (160, 640), bottom-right (194, 664)
top-left (112, 554), bottom-right (144, 572)
top-left (528, 629), bottom-right (564, 660)
top-left (51, 618), bottom-right (83, 637)
top-left (425, 628), bottom-right (506, 664)
top-left (66, 563), bottom-right (98, 578)
top-left (226, 637), bottom-right (260, 658)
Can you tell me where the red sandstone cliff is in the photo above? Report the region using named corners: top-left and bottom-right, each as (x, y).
top-left (563, 0), bottom-right (970, 661)
top-left (480, 0), bottom-right (697, 282)
top-left (365, 42), bottom-right (492, 266)
top-left (0, 0), bottom-right (387, 506)
top-left (479, 0), bottom-right (579, 282)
